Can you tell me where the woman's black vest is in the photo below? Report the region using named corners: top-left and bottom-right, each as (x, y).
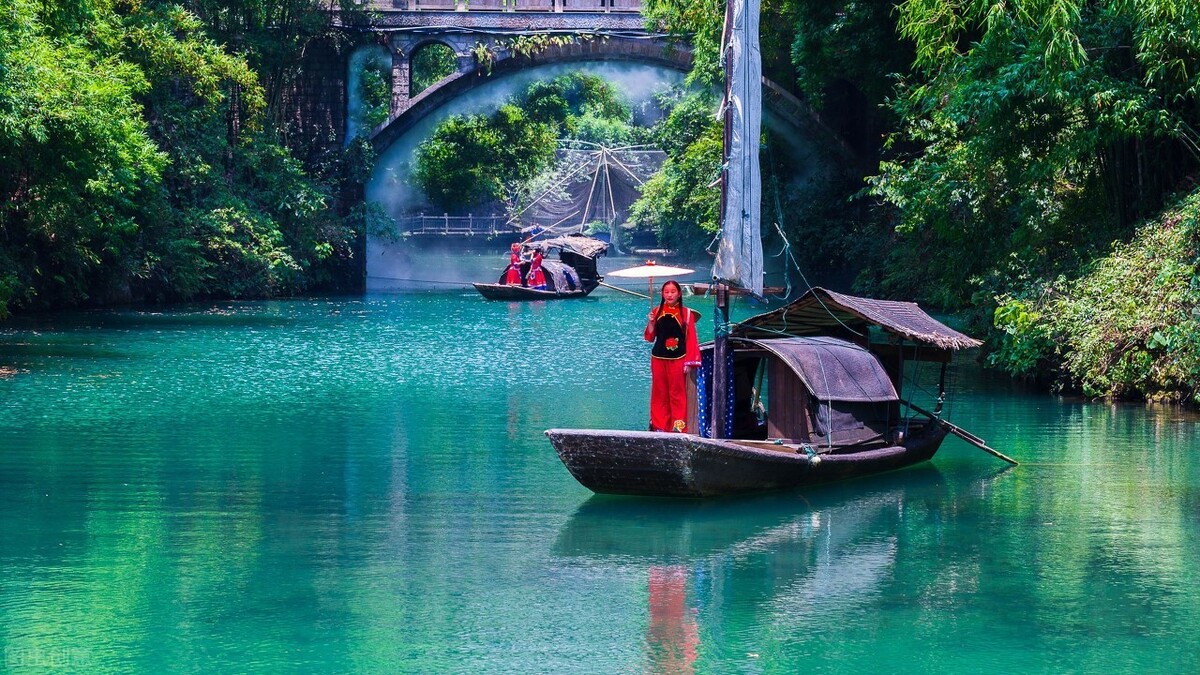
top-left (651, 309), bottom-right (687, 360)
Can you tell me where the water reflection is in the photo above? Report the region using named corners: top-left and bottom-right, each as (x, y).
top-left (2, 292), bottom-right (1198, 672)
top-left (647, 565), bottom-right (699, 674)
top-left (555, 466), bottom-right (957, 671)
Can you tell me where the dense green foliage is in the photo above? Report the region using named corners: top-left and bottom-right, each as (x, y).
top-left (866, 1), bottom-right (1200, 306)
top-left (411, 73), bottom-right (637, 213)
top-left (0, 0), bottom-right (360, 319)
top-left (639, 0), bottom-right (1200, 400)
top-left (991, 191), bottom-right (1200, 403)
top-left (788, 2), bottom-right (907, 106)
top-left (865, 0), bottom-right (1200, 399)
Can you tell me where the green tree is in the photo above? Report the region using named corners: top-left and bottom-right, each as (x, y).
top-left (0, 0), bottom-right (166, 314)
top-left (412, 43), bottom-right (457, 96)
top-left (628, 91), bottom-right (723, 254)
top-left (412, 107), bottom-right (557, 212)
top-left (411, 73), bottom-right (637, 213)
top-left (864, 1), bottom-right (1200, 308)
top-left (0, 0), bottom-right (359, 317)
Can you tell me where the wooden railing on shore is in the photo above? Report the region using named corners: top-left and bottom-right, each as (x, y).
top-left (397, 214), bottom-right (520, 236)
top-left (368, 0), bottom-right (641, 12)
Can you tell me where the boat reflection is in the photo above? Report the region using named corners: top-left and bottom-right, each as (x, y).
top-left (554, 465), bottom-right (949, 563)
top-left (553, 466), bottom-right (953, 672)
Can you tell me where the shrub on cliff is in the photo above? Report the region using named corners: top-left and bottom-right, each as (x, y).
top-left (991, 190), bottom-right (1200, 403)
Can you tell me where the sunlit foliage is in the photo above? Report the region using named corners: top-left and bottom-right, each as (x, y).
top-left (867, 1), bottom-right (1200, 306)
top-left (0, 0), bottom-right (361, 317)
top-left (411, 73), bottom-right (636, 212)
top-left (991, 190), bottom-right (1200, 402)
top-left (628, 91), bottom-right (722, 254)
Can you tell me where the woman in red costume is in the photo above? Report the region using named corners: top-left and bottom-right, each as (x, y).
top-left (504, 243), bottom-right (523, 285)
top-left (527, 249), bottom-right (547, 290)
top-left (644, 280), bottom-right (700, 432)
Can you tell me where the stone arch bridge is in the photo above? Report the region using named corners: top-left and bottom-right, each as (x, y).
top-left (334, 2), bottom-right (841, 158)
top-left (342, 1), bottom-right (682, 150)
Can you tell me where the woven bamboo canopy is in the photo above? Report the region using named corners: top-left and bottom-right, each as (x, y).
top-left (731, 287), bottom-right (982, 350)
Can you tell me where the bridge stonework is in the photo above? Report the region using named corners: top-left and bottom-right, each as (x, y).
top-left (340, 3), bottom-right (671, 150)
top-left (371, 37), bottom-right (691, 151)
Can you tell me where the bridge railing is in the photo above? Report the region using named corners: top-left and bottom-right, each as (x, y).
top-left (396, 214), bottom-right (522, 236)
top-left (372, 0), bottom-right (641, 12)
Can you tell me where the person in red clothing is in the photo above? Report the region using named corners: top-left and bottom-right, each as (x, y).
top-left (527, 249), bottom-right (547, 290)
top-left (504, 243), bottom-right (523, 285)
top-left (644, 280), bottom-right (701, 432)
top-left (646, 565), bottom-right (699, 673)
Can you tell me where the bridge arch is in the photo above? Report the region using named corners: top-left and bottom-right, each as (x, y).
top-left (407, 40), bottom-right (460, 97)
top-left (370, 36), bottom-right (692, 152)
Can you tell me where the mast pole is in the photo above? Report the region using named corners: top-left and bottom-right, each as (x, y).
top-left (705, 0), bottom-right (734, 437)
top-left (712, 283), bottom-right (730, 438)
top-left (711, 0), bottom-right (737, 440)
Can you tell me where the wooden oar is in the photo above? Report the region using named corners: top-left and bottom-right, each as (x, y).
top-left (598, 281), bottom-right (649, 299)
top-left (901, 399), bottom-right (1019, 466)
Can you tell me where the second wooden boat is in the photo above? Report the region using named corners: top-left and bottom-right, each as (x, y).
top-left (475, 234), bottom-right (608, 301)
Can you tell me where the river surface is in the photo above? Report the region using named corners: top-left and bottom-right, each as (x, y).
top-left (1, 277), bottom-right (1198, 672)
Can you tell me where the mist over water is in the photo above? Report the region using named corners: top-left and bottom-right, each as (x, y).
top-left (366, 244), bottom-right (719, 293)
top-left (346, 45), bottom-right (390, 143)
top-left (364, 62), bottom-right (685, 223)
top-left (363, 61), bottom-right (694, 288)
top-left (359, 59), bottom-right (831, 290)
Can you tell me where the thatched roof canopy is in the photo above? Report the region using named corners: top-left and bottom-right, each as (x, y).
top-left (525, 234), bottom-right (609, 259)
top-left (731, 287), bottom-right (982, 350)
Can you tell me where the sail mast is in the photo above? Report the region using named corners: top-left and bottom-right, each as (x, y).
top-left (710, 0), bottom-right (763, 439)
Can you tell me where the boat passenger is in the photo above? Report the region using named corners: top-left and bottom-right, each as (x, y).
top-left (527, 250), bottom-right (547, 290)
top-left (644, 280), bottom-right (700, 432)
top-left (504, 243), bottom-right (523, 285)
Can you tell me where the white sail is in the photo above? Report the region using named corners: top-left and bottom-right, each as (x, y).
top-left (712, 0), bottom-right (764, 296)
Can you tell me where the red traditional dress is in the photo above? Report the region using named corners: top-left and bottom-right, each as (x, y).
top-left (527, 250), bottom-right (547, 290)
top-left (504, 244), bottom-right (523, 285)
top-left (644, 304), bottom-right (701, 432)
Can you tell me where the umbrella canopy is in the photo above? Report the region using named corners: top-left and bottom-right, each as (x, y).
top-left (606, 262), bottom-right (694, 278)
top-left (606, 261), bottom-right (695, 305)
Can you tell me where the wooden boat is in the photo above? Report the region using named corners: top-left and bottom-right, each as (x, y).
top-left (547, 287), bottom-right (979, 497)
top-left (473, 234), bottom-right (608, 300)
top-left (546, 425), bottom-right (948, 498)
top-left (689, 281), bottom-right (785, 297)
top-left (472, 282), bottom-right (592, 300)
top-left (544, 0), bottom-right (1006, 497)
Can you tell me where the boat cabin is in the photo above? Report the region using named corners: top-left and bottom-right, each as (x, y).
top-left (687, 288), bottom-right (981, 448)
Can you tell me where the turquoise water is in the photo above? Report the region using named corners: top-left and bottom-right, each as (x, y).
top-left (1, 287), bottom-right (1197, 673)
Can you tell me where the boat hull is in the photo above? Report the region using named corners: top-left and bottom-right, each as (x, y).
top-left (545, 426), bottom-right (948, 497)
top-left (473, 280), bottom-right (598, 300)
